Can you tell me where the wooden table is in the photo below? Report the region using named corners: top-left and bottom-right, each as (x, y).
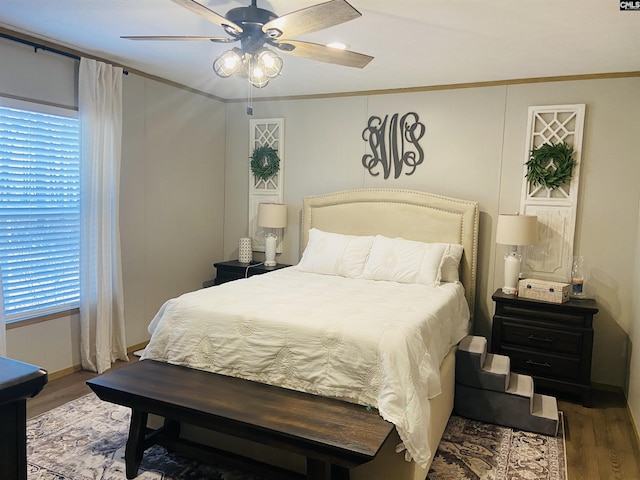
top-left (0, 356), bottom-right (48, 480)
top-left (88, 359), bottom-right (393, 480)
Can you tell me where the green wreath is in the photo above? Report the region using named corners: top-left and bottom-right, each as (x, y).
top-left (250, 145), bottom-right (280, 181)
top-left (525, 142), bottom-right (575, 189)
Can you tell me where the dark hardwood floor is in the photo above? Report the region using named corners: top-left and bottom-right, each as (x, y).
top-left (26, 357), bottom-right (138, 419)
top-left (558, 390), bottom-right (640, 479)
top-left (27, 361), bottom-right (640, 480)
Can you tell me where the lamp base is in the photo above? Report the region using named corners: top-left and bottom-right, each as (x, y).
top-left (264, 233), bottom-right (277, 267)
top-left (503, 251), bottom-right (522, 296)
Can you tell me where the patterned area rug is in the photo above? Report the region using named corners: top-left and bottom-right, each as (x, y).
top-left (27, 393), bottom-right (566, 480)
top-left (428, 413), bottom-right (566, 480)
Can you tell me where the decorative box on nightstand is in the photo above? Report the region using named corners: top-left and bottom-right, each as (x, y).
top-left (490, 289), bottom-right (598, 406)
top-left (210, 260), bottom-right (291, 286)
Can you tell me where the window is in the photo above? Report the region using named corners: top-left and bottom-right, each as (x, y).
top-left (0, 98), bottom-right (80, 322)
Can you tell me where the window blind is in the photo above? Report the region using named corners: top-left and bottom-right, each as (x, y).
top-left (0, 103), bottom-right (80, 321)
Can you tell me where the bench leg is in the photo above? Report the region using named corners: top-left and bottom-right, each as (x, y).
top-left (307, 459), bottom-right (349, 480)
top-left (331, 465), bottom-right (350, 480)
top-left (307, 458), bottom-right (331, 480)
top-left (125, 409), bottom-right (148, 479)
top-left (0, 399), bottom-right (28, 480)
top-left (161, 418), bottom-right (181, 453)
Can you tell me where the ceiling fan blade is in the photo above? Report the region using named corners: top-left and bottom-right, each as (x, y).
top-left (276, 40), bottom-right (373, 68)
top-left (121, 35), bottom-right (237, 43)
top-left (170, 0), bottom-right (243, 35)
top-left (263, 0), bottom-right (361, 39)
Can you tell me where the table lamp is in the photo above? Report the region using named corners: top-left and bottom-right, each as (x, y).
top-left (257, 203), bottom-right (287, 266)
top-left (496, 213), bottom-right (538, 295)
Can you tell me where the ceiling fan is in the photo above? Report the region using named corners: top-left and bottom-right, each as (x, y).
top-left (122, 0), bottom-right (374, 88)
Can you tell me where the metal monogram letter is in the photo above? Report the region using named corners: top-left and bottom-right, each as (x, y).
top-left (361, 112), bottom-right (425, 179)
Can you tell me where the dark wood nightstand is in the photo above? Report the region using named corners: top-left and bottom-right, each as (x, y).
top-left (209, 260), bottom-right (291, 286)
top-left (490, 289), bottom-right (598, 406)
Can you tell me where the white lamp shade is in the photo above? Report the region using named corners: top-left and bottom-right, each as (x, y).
top-left (496, 214), bottom-right (538, 246)
top-left (257, 203), bottom-right (287, 229)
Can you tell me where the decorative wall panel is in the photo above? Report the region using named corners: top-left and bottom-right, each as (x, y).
top-left (249, 118), bottom-right (284, 252)
top-left (520, 105), bottom-right (585, 281)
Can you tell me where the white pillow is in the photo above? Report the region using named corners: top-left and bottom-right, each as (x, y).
top-left (362, 236), bottom-right (462, 286)
top-left (295, 228), bottom-right (374, 278)
top-left (439, 244), bottom-right (464, 283)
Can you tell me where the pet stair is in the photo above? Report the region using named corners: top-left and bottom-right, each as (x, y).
top-left (454, 335), bottom-right (559, 436)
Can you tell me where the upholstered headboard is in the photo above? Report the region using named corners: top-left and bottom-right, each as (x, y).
top-left (301, 189), bottom-right (479, 319)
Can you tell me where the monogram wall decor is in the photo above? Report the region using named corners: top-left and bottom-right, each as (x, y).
top-left (361, 112), bottom-right (425, 179)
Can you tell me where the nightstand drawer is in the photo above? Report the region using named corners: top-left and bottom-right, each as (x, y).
top-left (214, 269), bottom-right (245, 284)
top-left (211, 261), bottom-right (292, 286)
top-left (500, 304), bottom-right (586, 326)
top-left (497, 317), bottom-right (584, 355)
top-left (501, 346), bottom-right (581, 382)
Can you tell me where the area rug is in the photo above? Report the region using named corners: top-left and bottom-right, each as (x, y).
top-left (27, 393), bottom-right (566, 480)
top-left (428, 413), bottom-right (566, 480)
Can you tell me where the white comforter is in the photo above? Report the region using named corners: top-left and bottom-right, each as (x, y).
top-left (142, 268), bottom-right (470, 467)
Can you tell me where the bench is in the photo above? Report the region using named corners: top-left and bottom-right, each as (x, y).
top-left (87, 359), bottom-right (394, 480)
top-left (0, 357), bottom-right (48, 480)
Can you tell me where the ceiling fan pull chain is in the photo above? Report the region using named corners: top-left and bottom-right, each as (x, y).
top-left (247, 81), bottom-right (254, 116)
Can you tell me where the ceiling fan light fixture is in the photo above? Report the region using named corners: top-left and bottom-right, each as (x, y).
top-left (213, 48), bottom-right (243, 77)
top-left (255, 48), bottom-right (283, 78)
top-left (247, 59), bottom-right (270, 88)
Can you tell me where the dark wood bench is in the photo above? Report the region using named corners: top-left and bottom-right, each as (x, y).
top-left (87, 359), bottom-right (393, 480)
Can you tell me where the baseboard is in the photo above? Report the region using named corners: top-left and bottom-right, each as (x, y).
top-left (128, 341), bottom-right (149, 354)
top-left (591, 381), bottom-right (624, 393)
top-left (47, 364), bottom-right (83, 381)
top-left (627, 403), bottom-right (640, 452)
top-left (591, 382), bottom-right (640, 451)
top-left (47, 341), bottom-right (149, 380)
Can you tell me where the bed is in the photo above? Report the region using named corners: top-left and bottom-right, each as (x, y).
top-left (141, 188), bottom-right (479, 479)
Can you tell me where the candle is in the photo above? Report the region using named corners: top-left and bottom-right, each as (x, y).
top-left (238, 237), bottom-right (252, 263)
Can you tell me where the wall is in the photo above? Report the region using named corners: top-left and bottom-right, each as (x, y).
top-left (628, 194), bottom-right (640, 433)
top-left (1, 37), bottom-right (80, 372)
top-left (501, 80), bottom-right (640, 388)
top-left (2, 34), bottom-right (639, 437)
top-left (119, 74), bottom-right (227, 347)
top-left (1, 37), bottom-right (227, 373)
top-left (223, 78), bottom-right (640, 393)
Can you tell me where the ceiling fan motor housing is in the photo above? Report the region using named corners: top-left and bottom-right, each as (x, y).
top-left (225, 5), bottom-right (279, 54)
top-left (225, 5), bottom-right (277, 29)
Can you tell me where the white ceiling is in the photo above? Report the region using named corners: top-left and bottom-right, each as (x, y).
top-left (1, 0), bottom-right (639, 101)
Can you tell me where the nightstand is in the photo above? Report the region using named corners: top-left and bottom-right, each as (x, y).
top-left (211, 260), bottom-right (291, 286)
top-left (490, 289), bottom-right (598, 406)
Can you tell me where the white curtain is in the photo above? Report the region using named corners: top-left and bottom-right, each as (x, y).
top-left (79, 58), bottom-right (127, 373)
top-left (0, 268), bottom-right (6, 356)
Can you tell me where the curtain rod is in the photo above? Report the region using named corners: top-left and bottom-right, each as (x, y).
top-left (1, 32), bottom-right (128, 74)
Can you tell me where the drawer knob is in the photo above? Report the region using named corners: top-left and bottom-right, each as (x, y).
top-left (527, 334), bottom-right (553, 343)
top-left (526, 359), bottom-right (551, 368)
